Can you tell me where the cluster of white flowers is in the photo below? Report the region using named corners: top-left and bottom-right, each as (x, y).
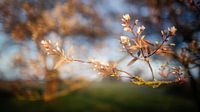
top-left (121, 14), bottom-right (132, 32)
top-left (41, 40), bottom-right (65, 57)
top-left (168, 26), bottom-right (177, 36)
top-left (89, 59), bottom-right (118, 77)
top-left (136, 25), bottom-right (145, 36)
top-left (120, 36), bottom-right (130, 46)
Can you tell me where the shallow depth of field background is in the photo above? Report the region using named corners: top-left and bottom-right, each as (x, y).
top-left (0, 0), bottom-right (200, 112)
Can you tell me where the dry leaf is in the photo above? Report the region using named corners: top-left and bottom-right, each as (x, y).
top-left (127, 57), bottom-right (138, 66)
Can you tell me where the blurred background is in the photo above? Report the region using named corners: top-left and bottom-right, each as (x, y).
top-left (0, 0), bottom-right (200, 112)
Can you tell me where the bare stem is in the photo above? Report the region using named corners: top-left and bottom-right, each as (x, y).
top-left (145, 59), bottom-right (155, 81)
top-left (73, 59), bottom-right (89, 63)
top-left (117, 69), bottom-right (133, 77)
top-left (131, 26), bottom-right (138, 39)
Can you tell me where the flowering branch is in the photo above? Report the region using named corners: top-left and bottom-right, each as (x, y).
top-left (40, 14), bottom-right (186, 88)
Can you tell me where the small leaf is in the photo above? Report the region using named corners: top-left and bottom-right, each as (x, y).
top-left (137, 51), bottom-right (141, 57)
top-left (147, 47), bottom-right (152, 55)
top-left (127, 57), bottom-right (138, 66)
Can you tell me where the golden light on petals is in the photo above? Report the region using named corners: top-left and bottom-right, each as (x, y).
top-left (168, 26), bottom-right (177, 36)
top-left (123, 27), bottom-right (132, 32)
top-left (121, 14), bottom-right (132, 32)
top-left (122, 14), bottom-right (131, 21)
top-left (137, 25), bottom-right (145, 35)
top-left (120, 36), bottom-right (130, 45)
top-left (134, 19), bottom-right (139, 25)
